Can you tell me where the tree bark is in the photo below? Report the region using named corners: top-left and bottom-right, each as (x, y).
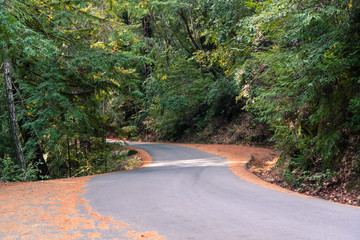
top-left (3, 45), bottom-right (26, 172)
top-left (178, 9), bottom-right (200, 50)
top-left (12, 58), bottom-right (49, 177)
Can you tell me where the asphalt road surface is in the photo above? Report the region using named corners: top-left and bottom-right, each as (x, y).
top-left (84, 143), bottom-right (360, 240)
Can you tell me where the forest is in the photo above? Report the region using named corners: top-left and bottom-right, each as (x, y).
top-left (1, 0), bottom-right (360, 196)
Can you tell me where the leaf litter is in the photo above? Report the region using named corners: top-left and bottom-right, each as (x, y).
top-left (0, 148), bottom-right (163, 240)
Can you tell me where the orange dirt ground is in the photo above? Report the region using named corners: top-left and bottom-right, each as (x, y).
top-left (0, 149), bottom-right (164, 240)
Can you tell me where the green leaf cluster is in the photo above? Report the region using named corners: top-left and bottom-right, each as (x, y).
top-left (237, 0), bottom-right (360, 173)
top-left (0, 0), bottom-right (143, 179)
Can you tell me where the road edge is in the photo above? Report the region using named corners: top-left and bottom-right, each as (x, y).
top-left (122, 146), bottom-right (152, 168)
top-left (117, 141), bottom-right (360, 208)
top-left (173, 143), bottom-right (309, 198)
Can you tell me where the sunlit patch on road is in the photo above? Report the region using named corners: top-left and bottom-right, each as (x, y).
top-left (147, 157), bottom-right (228, 168)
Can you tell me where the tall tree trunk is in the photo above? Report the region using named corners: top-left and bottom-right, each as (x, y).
top-left (13, 65), bottom-right (49, 177)
top-left (178, 9), bottom-right (200, 50)
top-left (3, 45), bottom-right (26, 172)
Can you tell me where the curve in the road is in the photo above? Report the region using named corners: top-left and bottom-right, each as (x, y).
top-left (84, 143), bottom-right (360, 240)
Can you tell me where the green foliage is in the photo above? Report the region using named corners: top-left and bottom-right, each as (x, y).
top-left (0, 155), bottom-right (45, 182)
top-left (121, 126), bottom-right (139, 139)
top-left (282, 167), bottom-right (336, 191)
top-left (349, 95), bottom-right (360, 131)
top-left (143, 58), bottom-right (214, 138)
top-left (136, 0), bottom-right (248, 139)
top-left (1, 0), bottom-right (359, 184)
top-left (0, 80), bottom-right (13, 158)
top-left (0, 156), bottom-right (24, 182)
top-left (0, 0), bottom-right (144, 179)
top-left (123, 156), bottom-right (142, 171)
top-left (236, 0), bottom-right (360, 173)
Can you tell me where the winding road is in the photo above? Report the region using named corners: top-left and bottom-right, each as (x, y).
top-left (84, 143), bottom-right (360, 240)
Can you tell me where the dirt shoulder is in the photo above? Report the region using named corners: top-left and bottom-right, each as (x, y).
top-left (0, 147), bottom-right (163, 240)
top-left (174, 143), bottom-right (360, 207)
top-left (174, 143), bottom-right (306, 196)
